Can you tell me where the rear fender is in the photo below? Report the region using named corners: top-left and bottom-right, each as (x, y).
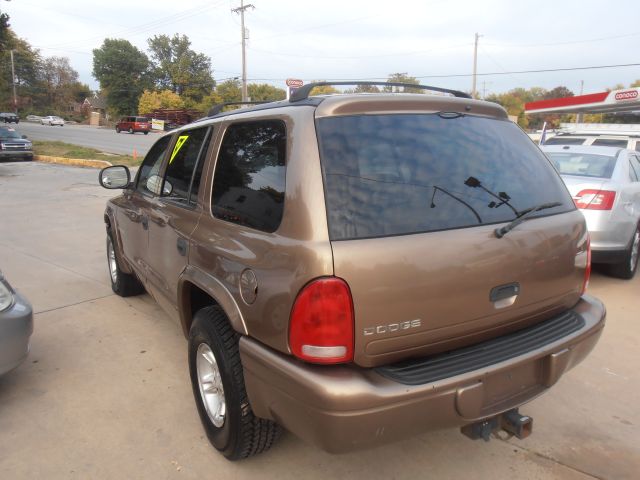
top-left (178, 264), bottom-right (248, 338)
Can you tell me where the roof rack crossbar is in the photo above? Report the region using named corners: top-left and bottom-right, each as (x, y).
top-left (207, 101), bottom-right (269, 117)
top-left (289, 81), bottom-right (471, 102)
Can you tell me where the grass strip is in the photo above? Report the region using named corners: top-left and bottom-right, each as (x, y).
top-left (33, 140), bottom-right (141, 166)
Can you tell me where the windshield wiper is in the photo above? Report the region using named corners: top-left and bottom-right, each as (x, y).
top-left (431, 185), bottom-right (482, 223)
top-left (494, 202), bottom-right (562, 238)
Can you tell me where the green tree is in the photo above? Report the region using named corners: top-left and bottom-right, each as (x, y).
top-left (215, 79), bottom-right (241, 103)
top-left (39, 56), bottom-right (81, 111)
top-left (93, 38), bottom-right (151, 116)
top-left (138, 89), bottom-right (184, 114)
top-left (147, 34), bottom-right (214, 103)
top-left (247, 83), bottom-right (286, 101)
top-left (384, 73), bottom-right (422, 93)
top-left (308, 81), bottom-right (340, 96)
top-left (354, 84), bottom-right (380, 93)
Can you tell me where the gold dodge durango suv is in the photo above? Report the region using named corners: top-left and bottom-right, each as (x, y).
top-left (99, 82), bottom-right (606, 460)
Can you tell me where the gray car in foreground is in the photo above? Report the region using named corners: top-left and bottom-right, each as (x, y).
top-left (0, 271), bottom-right (33, 375)
top-left (543, 145), bottom-right (640, 278)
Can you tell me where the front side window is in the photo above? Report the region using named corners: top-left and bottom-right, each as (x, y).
top-left (317, 114), bottom-right (574, 240)
top-left (136, 135), bottom-right (172, 195)
top-left (211, 120), bottom-right (286, 232)
top-left (162, 126), bottom-right (212, 204)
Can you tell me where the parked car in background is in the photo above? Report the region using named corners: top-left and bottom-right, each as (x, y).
top-left (25, 115), bottom-right (41, 122)
top-left (0, 112), bottom-right (19, 124)
top-left (543, 145), bottom-right (640, 278)
top-left (543, 123), bottom-right (640, 151)
top-left (0, 270), bottom-right (33, 376)
top-left (40, 116), bottom-right (64, 126)
top-left (0, 126), bottom-right (33, 161)
top-left (116, 116), bottom-right (150, 134)
top-left (99, 82), bottom-right (604, 460)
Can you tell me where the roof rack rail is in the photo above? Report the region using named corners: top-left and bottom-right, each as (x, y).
top-left (207, 101), bottom-right (269, 117)
top-left (289, 81), bottom-right (471, 102)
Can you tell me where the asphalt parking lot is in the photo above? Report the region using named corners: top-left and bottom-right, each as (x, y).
top-left (1, 161), bottom-right (639, 479)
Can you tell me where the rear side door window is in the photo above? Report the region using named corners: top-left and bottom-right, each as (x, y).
top-left (136, 135), bottom-right (172, 196)
top-left (161, 126), bottom-right (212, 205)
top-left (211, 120), bottom-right (287, 232)
top-left (628, 158), bottom-right (639, 182)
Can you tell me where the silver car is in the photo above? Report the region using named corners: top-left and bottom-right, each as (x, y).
top-left (40, 115), bottom-right (64, 126)
top-left (0, 271), bottom-right (33, 375)
top-left (543, 145), bottom-right (640, 278)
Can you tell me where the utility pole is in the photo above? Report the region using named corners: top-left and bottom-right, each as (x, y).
top-left (10, 49), bottom-right (17, 113)
top-left (471, 33), bottom-right (482, 99)
top-left (232, 0), bottom-right (254, 102)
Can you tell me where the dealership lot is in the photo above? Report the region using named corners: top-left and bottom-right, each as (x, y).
top-left (0, 161), bottom-right (639, 479)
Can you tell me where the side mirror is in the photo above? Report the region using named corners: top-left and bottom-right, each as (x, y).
top-left (99, 165), bottom-right (131, 189)
top-left (21, 135), bottom-right (27, 139)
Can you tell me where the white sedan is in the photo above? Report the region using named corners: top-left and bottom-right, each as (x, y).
top-left (41, 116), bottom-right (65, 126)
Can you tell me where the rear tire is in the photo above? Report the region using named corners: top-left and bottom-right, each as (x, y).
top-left (143, 131), bottom-right (148, 135)
top-left (116, 127), bottom-right (121, 133)
top-left (188, 306), bottom-right (282, 460)
top-left (128, 127), bottom-right (133, 134)
top-left (609, 226), bottom-right (640, 279)
top-left (106, 230), bottom-right (145, 296)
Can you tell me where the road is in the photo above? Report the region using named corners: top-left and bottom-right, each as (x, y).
top-left (15, 121), bottom-right (159, 156)
top-left (1, 161), bottom-right (639, 479)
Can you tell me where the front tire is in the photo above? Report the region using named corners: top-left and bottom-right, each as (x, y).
top-left (609, 226), bottom-right (640, 279)
top-left (106, 230), bottom-right (145, 296)
top-left (128, 127), bottom-right (133, 134)
top-left (188, 306), bottom-right (281, 460)
top-left (116, 127), bottom-right (121, 133)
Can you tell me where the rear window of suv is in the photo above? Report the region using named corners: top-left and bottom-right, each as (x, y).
top-left (317, 114), bottom-right (574, 240)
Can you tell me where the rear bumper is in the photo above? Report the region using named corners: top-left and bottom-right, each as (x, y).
top-left (0, 291), bottom-right (34, 376)
top-left (240, 295), bottom-right (605, 453)
top-left (582, 209), bottom-right (635, 253)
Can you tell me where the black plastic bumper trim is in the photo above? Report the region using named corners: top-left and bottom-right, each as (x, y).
top-left (375, 311), bottom-right (585, 386)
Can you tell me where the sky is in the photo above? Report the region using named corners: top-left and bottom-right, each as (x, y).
top-left (4, 0), bottom-right (640, 97)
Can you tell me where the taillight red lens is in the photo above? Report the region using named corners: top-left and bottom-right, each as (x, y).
top-left (289, 277), bottom-right (354, 364)
top-left (581, 235), bottom-right (591, 295)
top-left (574, 189), bottom-right (616, 210)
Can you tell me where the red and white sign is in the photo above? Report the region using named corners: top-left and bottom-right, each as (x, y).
top-left (286, 78), bottom-right (304, 88)
top-left (614, 90), bottom-right (639, 101)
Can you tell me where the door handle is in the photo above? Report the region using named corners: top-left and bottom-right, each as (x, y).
top-left (141, 215), bottom-right (149, 230)
top-left (177, 237), bottom-right (187, 256)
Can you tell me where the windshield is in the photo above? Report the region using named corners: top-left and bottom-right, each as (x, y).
top-left (0, 129), bottom-right (20, 139)
top-left (317, 113), bottom-right (574, 240)
top-left (546, 152), bottom-right (617, 178)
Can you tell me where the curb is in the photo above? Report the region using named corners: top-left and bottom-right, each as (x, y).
top-left (34, 155), bottom-right (112, 169)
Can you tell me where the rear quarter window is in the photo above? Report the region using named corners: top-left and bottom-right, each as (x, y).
top-left (317, 114), bottom-right (574, 240)
top-left (211, 120), bottom-right (287, 232)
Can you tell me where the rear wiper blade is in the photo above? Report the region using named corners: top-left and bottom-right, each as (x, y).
top-left (494, 202), bottom-right (562, 238)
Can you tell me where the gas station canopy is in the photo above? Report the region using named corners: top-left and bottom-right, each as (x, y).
top-left (525, 87), bottom-right (640, 115)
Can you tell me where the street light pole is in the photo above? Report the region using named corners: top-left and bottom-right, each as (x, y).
top-left (232, 0), bottom-right (255, 102)
top-left (10, 49), bottom-right (17, 113)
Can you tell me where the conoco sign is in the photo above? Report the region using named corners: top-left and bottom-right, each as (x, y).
top-left (286, 78), bottom-right (304, 88)
top-left (614, 90), bottom-right (639, 101)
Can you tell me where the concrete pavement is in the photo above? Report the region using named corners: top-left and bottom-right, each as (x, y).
top-left (0, 161), bottom-right (638, 479)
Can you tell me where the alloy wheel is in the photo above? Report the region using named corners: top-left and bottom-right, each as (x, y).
top-left (196, 343), bottom-right (226, 428)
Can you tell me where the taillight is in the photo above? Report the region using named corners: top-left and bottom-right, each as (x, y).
top-left (289, 277), bottom-right (354, 364)
top-left (578, 234), bottom-right (591, 295)
top-left (574, 189), bottom-right (616, 210)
